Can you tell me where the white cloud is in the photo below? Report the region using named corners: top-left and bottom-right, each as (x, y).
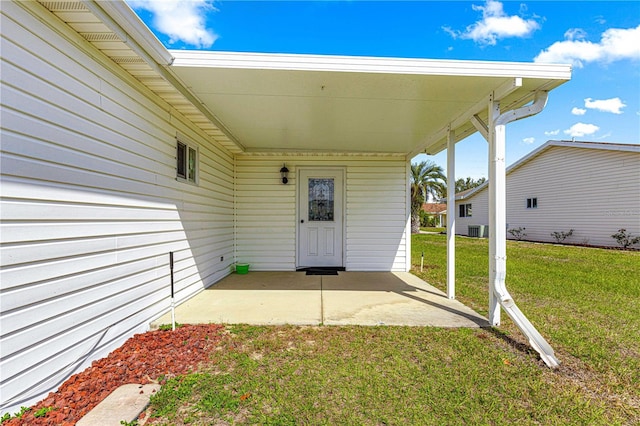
top-left (564, 123), bottom-right (600, 137)
top-left (534, 25), bottom-right (640, 67)
top-left (544, 129), bottom-right (560, 136)
top-left (571, 107), bottom-right (587, 116)
top-left (522, 137), bottom-right (535, 144)
top-left (445, 0), bottom-right (540, 45)
top-left (128, 0), bottom-right (218, 48)
top-left (564, 28), bottom-right (588, 41)
top-left (597, 132), bottom-right (612, 140)
top-left (584, 97), bottom-right (626, 114)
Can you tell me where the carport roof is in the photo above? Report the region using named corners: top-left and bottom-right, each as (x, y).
top-left (42, 0), bottom-right (571, 157)
top-left (169, 51), bottom-right (571, 157)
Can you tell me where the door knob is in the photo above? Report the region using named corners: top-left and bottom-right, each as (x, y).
top-left (300, 220), bottom-right (304, 223)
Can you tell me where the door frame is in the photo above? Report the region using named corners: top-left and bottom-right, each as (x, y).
top-left (296, 166), bottom-right (347, 269)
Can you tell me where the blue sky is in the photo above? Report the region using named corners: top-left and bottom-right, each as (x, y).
top-left (127, 0), bottom-right (640, 179)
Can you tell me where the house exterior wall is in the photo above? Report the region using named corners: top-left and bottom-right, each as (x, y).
top-left (455, 190), bottom-right (489, 236)
top-left (1, 2), bottom-right (235, 412)
top-left (455, 145), bottom-right (640, 246)
top-left (505, 145), bottom-right (639, 246)
top-left (235, 156), bottom-right (410, 271)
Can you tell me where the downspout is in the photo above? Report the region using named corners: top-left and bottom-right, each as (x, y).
top-left (492, 91), bottom-right (548, 306)
top-left (490, 91), bottom-right (560, 368)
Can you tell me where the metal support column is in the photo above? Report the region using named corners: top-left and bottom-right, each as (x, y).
top-left (446, 126), bottom-right (456, 299)
top-left (487, 94), bottom-right (501, 325)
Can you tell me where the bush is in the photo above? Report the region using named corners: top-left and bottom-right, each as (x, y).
top-left (551, 229), bottom-right (574, 243)
top-left (419, 210), bottom-right (429, 227)
top-left (507, 227), bottom-right (527, 241)
top-left (611, 229), bottom-right (640, 248)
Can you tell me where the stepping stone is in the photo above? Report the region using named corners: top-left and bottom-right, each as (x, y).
top-left (77, 383), bottom-right (160, 426)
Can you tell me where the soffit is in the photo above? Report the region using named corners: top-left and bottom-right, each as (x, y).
top-left (37, 0), bottom-right (241, 153)
top-left (37, 1), bottom-right (571, 157)
top-left (169, 51), bottom-right (570, 156)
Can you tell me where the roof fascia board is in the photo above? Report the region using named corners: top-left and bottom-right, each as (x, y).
top-left (508, 139), bottom-right (640, 173)
top-left (455, 185), bottom-right (486, 200)
top-left (548, 140), bottom-right (640, 153)
top-left (456, 139), bottom-right (555, 200)
top-left (407, 77), bottom-right (523, 159)
top-left (81, 0), bottom-right (173, 65)
top-left (510, 139), bottom-right (555, 168)
top-left (170, 50), bottom-right (572, 79)
top-left (454, 139), bottom-right (639, 200)
top-left (413, 75), bottom-right (572, 159)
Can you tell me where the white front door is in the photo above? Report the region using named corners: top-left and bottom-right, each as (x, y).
top-left (298, 168), bottom-right (344, 268)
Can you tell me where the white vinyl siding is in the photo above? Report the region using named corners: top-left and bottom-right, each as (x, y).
top-left (235, 156), bottom-right (409, 271)
top-left (455, 144), bottom-right (640, 246)
top-left (456, 191), bottom-right (489, 236)
top-left (0, 2), bottom-right (234, 412)
top-left (506, 145), bottom-right (639, 246)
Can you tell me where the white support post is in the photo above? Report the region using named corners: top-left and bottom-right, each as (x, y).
top-left (406, 160), bottom-right (413, 272)
top-left (446, 126), bottom-right (456, 299)
top-left (485, 91), bottom-right (560, 367)
top-left (487, 94), bottom-right (501, 326)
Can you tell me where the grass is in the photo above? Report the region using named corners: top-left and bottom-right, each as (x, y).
top-left (420, 226), bottom-right (445, 233)
top-left (147, 235), bottom-right (639, 425)
top-left (412, 235), bottom-right (640, 391)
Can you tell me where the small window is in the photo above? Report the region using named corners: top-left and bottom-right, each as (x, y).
top-left (459, 203), bottom-right (472, 218)
top-left (526, 198), bottom-right (537, 209)
top-left (176, 138), bottom-right (198, 184)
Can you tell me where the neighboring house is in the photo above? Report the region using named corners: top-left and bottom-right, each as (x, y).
top-left (421, 203), bottom-right (447, 227)
top-left (0, 0), bottom-right (571, 411)
top-left (455, 140), bottom-right (640, 246)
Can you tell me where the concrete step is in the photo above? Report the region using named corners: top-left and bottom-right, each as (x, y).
top-left (76, 383), bottom-right (160, 426)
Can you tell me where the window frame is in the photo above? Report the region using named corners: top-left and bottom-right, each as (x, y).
top-left (459, 203), bottom-right (472, 218)
top-left (526, 197), bottom-right (538, 209)
top-left (176, 137), bottom-right (198, 185)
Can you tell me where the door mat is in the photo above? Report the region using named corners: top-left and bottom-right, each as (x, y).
top-left (298, 267), bottom-right (345, 276)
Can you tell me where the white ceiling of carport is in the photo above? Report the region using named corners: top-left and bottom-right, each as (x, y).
top-left (169, 51), bottom-right (571, 156)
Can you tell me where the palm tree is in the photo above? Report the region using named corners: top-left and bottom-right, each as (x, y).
top-left (454, 176), bottom-right (486, 193)
top-left (410, 161), bottom-right (446, 234)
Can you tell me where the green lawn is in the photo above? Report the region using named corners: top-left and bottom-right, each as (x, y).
top-left (420, 226), bottom-right (445, 233)
top-left (413, 234), bottom-right (640, 389)
top-left (147, 235), bottom-right (639, 425)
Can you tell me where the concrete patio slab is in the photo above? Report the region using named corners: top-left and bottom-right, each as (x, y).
top-left (153, 272), bottom-right (323, 326)
top-left (151, 271), bottom-right (489, 329)
top-left (322, 272), bottom-right (488, 327)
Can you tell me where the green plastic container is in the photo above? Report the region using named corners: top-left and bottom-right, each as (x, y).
top-left (235, 263), bottom-right (250, 274)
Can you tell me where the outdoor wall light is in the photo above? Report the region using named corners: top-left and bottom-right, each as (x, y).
top-left (280, 164), bottom-right (289, 184)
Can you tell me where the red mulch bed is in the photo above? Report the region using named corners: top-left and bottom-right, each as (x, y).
top-left (5, 324), bottom-right (226, 426)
